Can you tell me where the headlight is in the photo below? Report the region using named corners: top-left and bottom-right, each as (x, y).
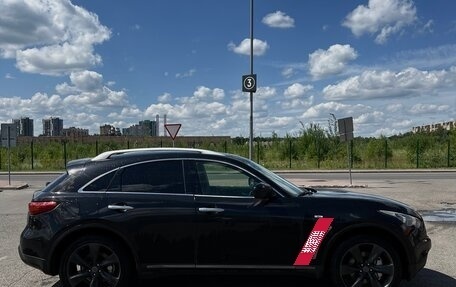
top-left (380, 210), bottom-right (422, 230)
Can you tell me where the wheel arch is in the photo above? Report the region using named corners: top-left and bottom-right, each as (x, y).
top-left (321, 224), bottom-right (411, 279)
top-left (48, 223), bottom-right (138, 276)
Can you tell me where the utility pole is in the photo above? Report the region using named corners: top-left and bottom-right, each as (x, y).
top-left (249, 0), bottom-right (254, 160)
top-left (242, 0), bottom-right (257, 160)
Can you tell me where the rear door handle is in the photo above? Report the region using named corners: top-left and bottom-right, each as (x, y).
top-left (108, 204), bottom-right (134, 212)
top-left (198, 207), bottom-right (224, 214)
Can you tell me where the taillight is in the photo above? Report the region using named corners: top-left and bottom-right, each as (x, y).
top-left (28, 201), bottom-right (59, 215)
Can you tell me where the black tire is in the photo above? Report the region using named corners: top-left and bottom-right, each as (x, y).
top-left (59, 235), bottom-right (133, 287)
top-left (330, 235), bottom-right (402, 287)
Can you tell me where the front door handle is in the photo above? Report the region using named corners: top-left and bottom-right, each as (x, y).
top-left (198, 207), bottom-right (224, 214)
top-left (108, 204), bottom-right (134, 212)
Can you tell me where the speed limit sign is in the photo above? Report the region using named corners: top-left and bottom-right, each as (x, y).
top-left (242, 74), bottom-right (257, 92)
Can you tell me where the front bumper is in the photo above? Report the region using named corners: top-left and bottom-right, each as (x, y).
top-left (406, 235), bottom-right (431, 280)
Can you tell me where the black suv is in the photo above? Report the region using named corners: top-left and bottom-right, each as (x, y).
top-left (19, 148), bottom-right (431, 287)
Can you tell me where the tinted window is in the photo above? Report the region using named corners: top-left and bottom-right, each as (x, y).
top-left (109, 160), bottom-right (185, 194)
top-left (195, 161), bottom-right (256, 197)
top-left (83, 170), bottom-right (117, 191)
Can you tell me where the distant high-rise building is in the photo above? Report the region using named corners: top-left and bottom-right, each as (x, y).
top-left (156, 115), bottom-right (160, 136)
top-left (42, 117), bottom-right (63, 136)
top-left (139, 120), bottom-right (157, 136)
top-left (163, 114), bottom-right (167, 137)
top-left (100, 124), bottom-right (120, 136)
top-left (63, 127), bottom-right (89, 137)
top-left (122, 120), bottom-right (158, 136)
top-left (13, 117), bottom-right (34, 136)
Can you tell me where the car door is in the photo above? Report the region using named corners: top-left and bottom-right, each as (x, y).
top-left (186, 159), bottom-right (309, 267)
top-left (98, 159), bottom-right (196, 269)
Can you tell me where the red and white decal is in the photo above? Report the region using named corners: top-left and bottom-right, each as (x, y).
top-left (293, 217), bottom-right (334, 266)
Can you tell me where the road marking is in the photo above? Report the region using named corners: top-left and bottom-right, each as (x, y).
top-left (0, 256), bottom-right (8, 261)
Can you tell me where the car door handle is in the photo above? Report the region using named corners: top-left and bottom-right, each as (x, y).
top-left (108, 204), bottom-right (134, 211)
top-left (198, 207), bottom-right (224, 214)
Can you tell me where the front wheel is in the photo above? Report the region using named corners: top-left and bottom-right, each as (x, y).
top-left (59, 235), bottom-right (133, 287)
top-left (330, 235), bottom-right (402, 287)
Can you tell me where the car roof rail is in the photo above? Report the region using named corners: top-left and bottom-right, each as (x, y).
top-left (91, 147), bottom-right (217, 161)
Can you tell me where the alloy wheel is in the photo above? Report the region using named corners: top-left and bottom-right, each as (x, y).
top-left (339, 242), bottom-right (395, 287)
top-left (65, 242), bottom-right (121, 287)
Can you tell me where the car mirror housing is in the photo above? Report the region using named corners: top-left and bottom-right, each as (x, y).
top-left (252, 183), bottom-right (274, 200)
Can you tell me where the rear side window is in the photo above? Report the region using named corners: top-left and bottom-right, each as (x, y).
top-left (108, 160), bottom-right (185, 194)
top-left (42, 172), bottom-right (70, 192)
top-left (83, 170), bottom-right (117, 191)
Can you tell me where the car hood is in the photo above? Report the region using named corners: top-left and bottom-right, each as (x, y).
top-left (308, 189), bottom-right (419, 217)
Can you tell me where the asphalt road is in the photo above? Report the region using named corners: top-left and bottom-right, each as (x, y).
top-left (1, 172), bottom-right (455, 287)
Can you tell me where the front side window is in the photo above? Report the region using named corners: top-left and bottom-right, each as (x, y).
top-left (108, 160), bottom-right (185, 194)
top-left (194, 161), bottom-right (258, 197)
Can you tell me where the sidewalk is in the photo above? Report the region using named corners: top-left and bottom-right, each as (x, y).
top-left (0, 180), bottom-right (29, 190)
top-left (289, 178), bottom-right (367, 188)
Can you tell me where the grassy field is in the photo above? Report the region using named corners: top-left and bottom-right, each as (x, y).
top-left (1, 128), bottom-right (455, 171)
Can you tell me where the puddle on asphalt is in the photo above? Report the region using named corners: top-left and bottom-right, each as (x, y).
top-left (420, 209), bottom-right (456, 222)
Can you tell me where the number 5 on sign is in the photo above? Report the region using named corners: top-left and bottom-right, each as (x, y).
top-left (242, 74), bottom-right (257, 93)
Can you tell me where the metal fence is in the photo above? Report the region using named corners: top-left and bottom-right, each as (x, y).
top-left (0, 137), bottom-right (454, 171)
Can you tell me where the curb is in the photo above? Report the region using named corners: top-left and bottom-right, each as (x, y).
top-left (0, 181), bottom-right (29, 190)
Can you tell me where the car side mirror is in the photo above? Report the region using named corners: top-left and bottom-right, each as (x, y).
top-left (252, 183), bottom-right (274, 200)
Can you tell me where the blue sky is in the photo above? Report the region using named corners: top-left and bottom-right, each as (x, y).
top-left (1, 0), bottom-right (455, 137)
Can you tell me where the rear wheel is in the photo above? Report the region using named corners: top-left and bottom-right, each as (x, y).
top-left (59, 235), bottom-right (133, 287)
top-left (331, 235), bottom-right (402, 287)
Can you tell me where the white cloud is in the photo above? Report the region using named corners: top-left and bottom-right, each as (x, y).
top-left (16, 43), bottom-right (103, 76)
top-left (281, 67), bottom-right (295, 78)
top-left (256, 117), bottom-right (294, 130)
top-left (56, 71), bottom-right (104, 95)
top-left (0, 0), bottom-right (110, 75)
top-left (343, 0), bottom-right (417, 44)
top-left (193, 86), bottom-right (225, 101)
top-left (284, 83), bottom-right (313, 99)
top-left (308, 44), bottom-right (358, 79)
top-left (372, 127), bottom-right (403, 137)
top-left (0, 69), bottom-right (130, 135)
top-left (281, 95), bottom-right (314, 110)
top-left (211, 119), bottom-right (227, 130)
top-left (158, 93), bottom-right (172, 103)
top-left (108, 107), bottom-right (142, 120)
top-left (386, 103), bottom-right (403, 112)
top-left (175, 68), bottom-right (196, 79)
top-left (256, 87), bottom-right (277, 100)
top-left (323, 67), bottom-right (456, 100)
top-left (262, 11), bottom-right (295, 28)
top-left (409, 103), bottom-right (450, 115)
top-left (144, 103), bottom-right (175, 119)
top-left (389, 44), bottom-right (456, 70)
top-left (228, 38), bottom-right (269, 56)
top-left (5, 73), bottom-right (15, 79)
top-left (392, 119), bottom-right (413, 128)
top-left (420, 20), bottom-right (434, 34)
top-left (355, 111), bottom-right (384, 124)
top-left (69, 71), bottom-right (103, 91)
top-left (302, 102), bottom-right (369, 119)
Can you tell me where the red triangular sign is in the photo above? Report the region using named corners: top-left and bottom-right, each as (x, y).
top-left (165, 124), bottom-right (181, 140)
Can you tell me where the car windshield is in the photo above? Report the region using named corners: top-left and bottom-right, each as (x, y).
top-left (230, 154), bottom-right (305, 197)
